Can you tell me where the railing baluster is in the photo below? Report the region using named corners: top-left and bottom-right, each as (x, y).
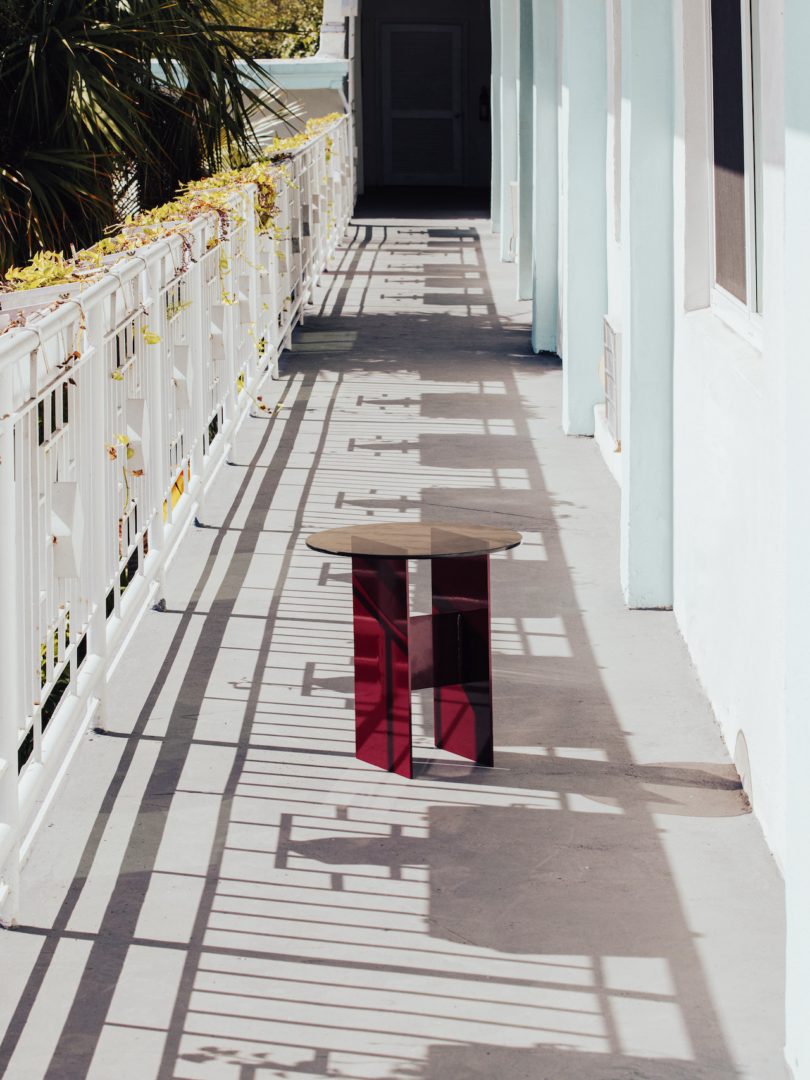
top-left (86, 298), bottom-right (109, 732)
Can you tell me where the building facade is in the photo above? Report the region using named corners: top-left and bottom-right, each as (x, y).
top-left (493, 1), bottom-right (808, 1075)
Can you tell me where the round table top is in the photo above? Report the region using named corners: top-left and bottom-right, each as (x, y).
top-left (305, 522), bottom-right (522, 560)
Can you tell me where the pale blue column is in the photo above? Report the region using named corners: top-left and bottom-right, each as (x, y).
top-left (531, 0), bottom-right (558, 352)
top-left (491, 0), bottom-right (502, 233)
top-left (784, 1), bottom-right (810, 1075)
top-left (499, 0), bottom-right (518, 262)
top-left (559, 0), bottom-right (607, 434)
top-left (619, 0), bottom-right (674, 608)
top-left (516, 0), bottom-right (534, 299)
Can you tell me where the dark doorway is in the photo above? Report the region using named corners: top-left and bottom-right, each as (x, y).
top-left (361, 0), bottom-right (492, 189)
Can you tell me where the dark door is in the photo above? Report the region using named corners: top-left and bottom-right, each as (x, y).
top-left (380, 23), bottom-right (464, 185)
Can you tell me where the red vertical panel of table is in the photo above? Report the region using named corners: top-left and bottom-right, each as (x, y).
top-left (431, 554), bottom-right (493, 766)
top-left (351, 556), bottom-right (413, 778)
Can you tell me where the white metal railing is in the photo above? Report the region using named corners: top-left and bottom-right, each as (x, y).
top-left (0, 114), bottom-right (353, 924)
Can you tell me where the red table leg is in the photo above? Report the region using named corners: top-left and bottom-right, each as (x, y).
top-left (431, 554), bottom-right (493, 767)
top-left (351, 557), bottom-right (413, 778)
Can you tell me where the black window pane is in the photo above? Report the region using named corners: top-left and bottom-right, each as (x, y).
top-left (711, 0), bottom-right (747, 303)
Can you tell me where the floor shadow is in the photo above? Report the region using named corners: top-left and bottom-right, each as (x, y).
top-left (425, 1044), bottom-right (738, 1080)
top-left (0, 210), bottom-right (765, 1080)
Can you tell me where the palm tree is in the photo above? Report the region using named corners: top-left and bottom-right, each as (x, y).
top-left (0, 0), bottom-right (286, 274)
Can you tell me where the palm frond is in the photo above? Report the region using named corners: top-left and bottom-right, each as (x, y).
top-left (0, 0), bottom-right (292, 274)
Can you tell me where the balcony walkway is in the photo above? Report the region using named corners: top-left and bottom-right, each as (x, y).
top-left (0, 194), bottom-right (786, 1080)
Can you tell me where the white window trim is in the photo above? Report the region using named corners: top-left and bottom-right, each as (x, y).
top-left (711, 285), bottom-right (763, 349)
top-left (705, 0), bottom-right (764, 348)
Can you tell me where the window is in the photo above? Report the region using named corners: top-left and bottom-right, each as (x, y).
top-left (710, 0), bottom-right (762, 315)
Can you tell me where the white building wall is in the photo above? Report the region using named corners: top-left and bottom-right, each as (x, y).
top-left (524, 0), bottom-right (789, 863)
top-left (671, 0), bottom-right (786, 867)
top-left (784, 0), bottom-right (810, 1070)
top-left (546, 0), bottom-right (797, 1063)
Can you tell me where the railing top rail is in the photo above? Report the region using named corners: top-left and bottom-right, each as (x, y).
top-left (267, 114), bottom-right (346, 154)
top-left (0, 226), bottom-right (195, 374)
top-left (0, 113), bottom-right (348, 373)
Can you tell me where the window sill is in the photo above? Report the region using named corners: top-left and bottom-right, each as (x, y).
top-left (685, 307), bottom-right (764, 401)
top-left (710, 287), bottom-right (763, 352)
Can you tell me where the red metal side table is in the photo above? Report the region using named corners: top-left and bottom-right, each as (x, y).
top-left (305, 522), bottom-right (522, 779)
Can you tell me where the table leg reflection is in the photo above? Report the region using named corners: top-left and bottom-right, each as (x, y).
top-left (431, 554), bottom-right (494, 767)
top-left (351, 556), bottom-right (413, 778)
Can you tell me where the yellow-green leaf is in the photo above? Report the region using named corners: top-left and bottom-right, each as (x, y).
top-left (111, 371), bottom-right (123, 381)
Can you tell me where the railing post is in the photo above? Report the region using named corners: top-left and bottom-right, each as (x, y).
top-left (244, 188), bottom-right (261, 394)
top-left (279, 183), bottom-right (293, 352)
top-left (143, 255), bottom-right (168, 607)
top-left (292, 157), bottom-right (304, 326)
top-left (221, 204), bottom-right (238, 442)
top-left (189, 222), bottom-right (206, 523)
top-left (0, 366), bottom-right (20, 926)
top-left (85, 298), bottom-right (109, 731)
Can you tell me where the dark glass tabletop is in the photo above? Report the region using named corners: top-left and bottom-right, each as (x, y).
top-left (305, 522), bottom-right (522, 560)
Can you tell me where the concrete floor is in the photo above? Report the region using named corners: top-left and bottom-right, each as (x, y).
top-left (0, 200), bottom-right (786, 1080)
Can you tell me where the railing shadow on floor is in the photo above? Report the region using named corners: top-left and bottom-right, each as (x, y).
top-left (0, 217), bottom-right (760, 1080)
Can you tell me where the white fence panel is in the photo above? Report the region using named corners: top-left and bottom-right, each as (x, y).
top-left (0, 115), bottom-right (352, 923)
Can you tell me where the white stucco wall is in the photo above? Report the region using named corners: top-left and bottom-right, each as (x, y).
top-left (671, 0), bottom-right (786, 866)
top-left (673, 313), bottom-right (786, 862)
top-left (784, 0), bottom-right (810, 1071)
top-left (531, 0), bottom-right (801, 1067)
top-left (549, 0), bottom-right (787, 861)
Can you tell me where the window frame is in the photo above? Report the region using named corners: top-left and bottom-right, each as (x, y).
top-left (706, 0), bottom-right (763, 344)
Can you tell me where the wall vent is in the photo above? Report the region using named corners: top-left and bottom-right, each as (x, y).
top-left (603, 315), bottom-right (622, 445)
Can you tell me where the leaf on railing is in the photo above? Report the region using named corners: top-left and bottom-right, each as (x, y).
top-left (140, 328), bottom-right (162, 345)
top-left (248, 393), bottom-right (286, 417)
top-left (111, 371), bottom-right (124, 381)
top-left (165, 299), bottom-right (192, 321)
